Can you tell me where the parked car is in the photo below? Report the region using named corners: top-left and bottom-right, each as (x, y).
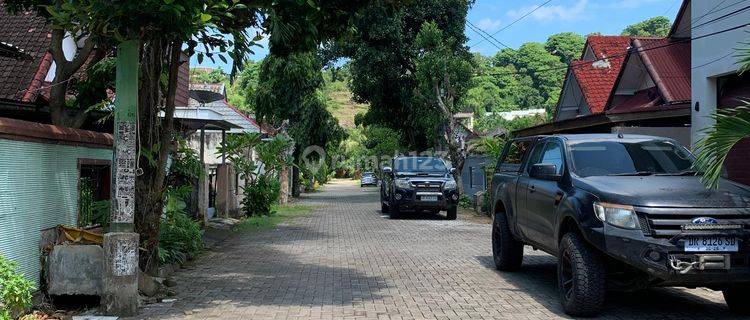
top-left (490, 134), bottom-right (750, 316)
top-left (361, 172), bottom-right (377, 187)
top-left (380, 156), bottom-right (459, 219)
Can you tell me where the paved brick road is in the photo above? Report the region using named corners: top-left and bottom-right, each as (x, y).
top-left (136, 180), bottom-right (741, 319)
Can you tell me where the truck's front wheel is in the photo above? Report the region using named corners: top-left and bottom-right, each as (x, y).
top-left (723, 285), bottom-right (750, 314)
top-left (558, 232), bottom-right (605, 317)
top-left (492, 212), bottom-right (523, 271)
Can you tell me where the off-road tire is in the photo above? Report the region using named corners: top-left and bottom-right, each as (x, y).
top-left (492, 212), bottom-right (523, 271)
top-left (446, 207), bottom-right (458, 220)
top-left (558, 232), bottom-right (605, 317)
top-left (723, 285), bottom-right (750, 315)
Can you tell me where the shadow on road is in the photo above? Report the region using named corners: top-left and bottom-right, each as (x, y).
top-left (474, 254), bottom-right (740, 319)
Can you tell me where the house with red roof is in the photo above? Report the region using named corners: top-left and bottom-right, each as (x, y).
top-left (554, 35), bottom-right (631, 121)
top-left (518, 7), bottom-right (693, 147)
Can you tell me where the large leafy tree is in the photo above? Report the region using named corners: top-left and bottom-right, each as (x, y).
top-left (8, 0), bottom-right (261, 270)
top-left (545, 32), bottom-right (585, 65)
top-left (254, 52), bottom-right (346, 196)
top-left (413, 21), bottom-right (472, 191)
top-left (621, 16), bottom-right (671, 37)
top-left (334, 0), bottom-right (473, 151)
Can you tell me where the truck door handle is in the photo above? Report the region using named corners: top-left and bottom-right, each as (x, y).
top-left (554, 192), bottom-right (563, 205)
top-left (528, 185), bottom-right (536, 193)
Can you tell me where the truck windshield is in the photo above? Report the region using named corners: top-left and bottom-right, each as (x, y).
top-left (394, 157), bottom-right (447, 173)
top-left (569, 140), bottom-right (695, 177)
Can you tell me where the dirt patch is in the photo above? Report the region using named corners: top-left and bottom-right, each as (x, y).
top-left (458, 208), bottom-right (491, 224)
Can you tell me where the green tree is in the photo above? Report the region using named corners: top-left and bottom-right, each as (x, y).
top-left (227, 60), bottom-right (262, 112)
top-left (254, 52), bottom-right (346, 196)
top-left (413, 21), bottom-right (472, 192)
top-left (545, 32), bottom-right (585, 65)
top-left (334, 0), bottom-right (472, 151)
top-left (621, 16), bottom-right (671, 37)
top-left (190, 68), bottom-right (227, 84)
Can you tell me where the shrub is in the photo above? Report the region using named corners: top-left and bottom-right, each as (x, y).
top-left (157, 190), bottom-right (203, 266)
top-left (458, 194), bottom-right (473, 209)
top-left (0, 256), bottom-right (34, 320)
top-left (241, 175), bottom-right (281, 217)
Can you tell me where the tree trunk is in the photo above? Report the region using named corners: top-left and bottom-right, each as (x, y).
top-left (47, 27), bottom-right (96, 128)
top-left (134, 39), bottom-right (181, 272)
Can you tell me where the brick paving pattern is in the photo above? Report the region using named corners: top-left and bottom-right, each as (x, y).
top-left (135, 180), bottom-right (740, 319)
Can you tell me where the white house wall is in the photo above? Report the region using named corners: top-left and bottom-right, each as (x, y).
top-left (555, 72), bottom-right (589, 120)
top-left (691, 1), bottom-right (750, 147)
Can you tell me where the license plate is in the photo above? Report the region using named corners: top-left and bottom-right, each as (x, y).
top-left (685, 236), bottom-right (739, 252)
top-left (421, 196), bottom-right (438, 202)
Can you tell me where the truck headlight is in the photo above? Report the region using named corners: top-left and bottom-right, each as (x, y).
top-left (443, 180), bottom-right (457, 190)
top-left (395, 178), bottom-right (411, 189)
top-left (593, 202), bottom-right (639, 229)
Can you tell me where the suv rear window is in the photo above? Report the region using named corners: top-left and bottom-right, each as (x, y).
top-left (498, 140), bottom-right (532, 172)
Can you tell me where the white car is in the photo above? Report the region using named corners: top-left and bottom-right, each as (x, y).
top-left (360, 172), bottom-right (377, 187)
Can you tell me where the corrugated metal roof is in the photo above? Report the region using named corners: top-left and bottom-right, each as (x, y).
top-left (187, 96), bottom-right (259, 133)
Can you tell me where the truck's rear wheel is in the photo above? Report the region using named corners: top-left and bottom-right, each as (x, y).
top-left (492, 212), bottom-right (523, 271)
top-left (558, 232), bottom-right (605, 317)
top-left (723, 285), bottom-right (750, 314)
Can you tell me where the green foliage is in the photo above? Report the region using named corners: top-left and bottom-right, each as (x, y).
top-left (337, 0), bottom-right (472, 151)
top-left (0, 256), bottom-right (34, 319)
top-left (227, 60), bottom-right (262, 112)
top-left (190, 68), bottom-right (226, 84)
top-left (621, 16), bottom-right (671, 37)
top-left (241, 174), bottom-right (281, 217)
top-left (78, 179), bottom-right (110, 228)
top-left (73, 57), bottom-right (116, 112)
top-left (458, 194), bottom-right (472, 209)
top-left (693, 105), bottom-right (750, 189)
top-left (157, 190), bottom-right (202, 266)
top-left (217, 132), bottom-right (292, 216)
top-left (545, 32), bottom-right (585, 65)
top-left (693, 47), bottom-right (750, 189)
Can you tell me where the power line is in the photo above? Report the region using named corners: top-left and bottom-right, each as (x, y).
top-left (466, 21), bottom-right (511, 51)
top-left (468, 0), bottom-right (553, 48)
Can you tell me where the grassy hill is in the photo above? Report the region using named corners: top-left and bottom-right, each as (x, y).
top-left (323, 80), bottom-right (368, 129)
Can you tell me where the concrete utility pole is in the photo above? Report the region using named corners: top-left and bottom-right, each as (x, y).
top-left (102, 40), bottom-right (140, 316)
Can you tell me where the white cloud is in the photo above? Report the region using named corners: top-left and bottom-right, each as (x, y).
top-left (475, 18), bottom-right (503, 32)
top-left (507, 0), bottom-right (589, 22)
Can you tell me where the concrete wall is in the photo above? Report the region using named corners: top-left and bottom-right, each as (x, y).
top-left (691, 1), bottom-right (750, 146)
top-left (0, 139), bottom-right (112, 283)
top-left (461, 155), bottom-right (492, 197)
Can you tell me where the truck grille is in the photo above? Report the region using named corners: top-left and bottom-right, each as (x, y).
top-left (411, 181), bottom-right (443, 193)
top-left (637, 211), bottom-right (750, 238)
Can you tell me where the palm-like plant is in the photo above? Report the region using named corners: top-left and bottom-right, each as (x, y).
top-left (693, 45), bottom-right (750, 188)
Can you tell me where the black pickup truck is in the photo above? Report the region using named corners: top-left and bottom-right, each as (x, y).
top-left (490, 134), bottom-right (750, 316)
top-left (380, 156), bottom-right (460, 219)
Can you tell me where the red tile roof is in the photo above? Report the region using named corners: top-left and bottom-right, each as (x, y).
top-left (633, 38), bottom-right (691, 104)
top-left (568, 36), bottom-right (632, 113)
top-left (0, 3), bottom-right (51, 103)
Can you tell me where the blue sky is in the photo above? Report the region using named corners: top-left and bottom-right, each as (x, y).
top-left (190, 0), bottom-right (682, 73)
